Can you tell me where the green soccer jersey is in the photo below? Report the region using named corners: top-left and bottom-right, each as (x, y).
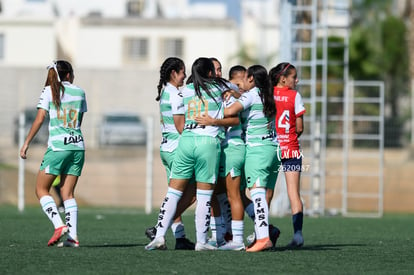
top-left (37, 81), bottom-right (87, 151)
top-left (181, 82), bottom-right (225, 139)
top-left (237, 87), bottom-right (276, 146)
top-left (159, 83), bottom-right (185, 152)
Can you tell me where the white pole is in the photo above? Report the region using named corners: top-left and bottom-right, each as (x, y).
top-left (411, 80), bottom-right (414, 145)
top-left (18, 112), bottom-right (25, 212)
top-left (145, 116), bottom-right (154, 214)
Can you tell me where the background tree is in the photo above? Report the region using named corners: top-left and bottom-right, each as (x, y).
top-left (349, 0), bottom-right (410, 147)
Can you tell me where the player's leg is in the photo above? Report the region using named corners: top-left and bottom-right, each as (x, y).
top-left (58, 174), bottom-right (80, 247)
top-left (218, 173), bottom-right (245, 250)
top-left (57, 150), bottom-right (84, 247)
top-left (208, 145), bottom-right (231, 247)
top-left (145, 178), bottom-right (188, 250)
top-left (285, 169), bottom-right (304, 247)
top-left (244, 145), bottom-right (277, 252)
top-left (284, 157), bottom-right (304, 248)
top-left (215, 178), bottom-right (232, 241)
top-left (37, 149), bottom-right (67, 246)
top-left (194, 182), bottom-right (216, 251)
top-left (173, 182), bottom-right (196, 250)
top-left (37, 169), bottom-right (67, 245)
top-left (146, 137), bottom-right (194, 250)
top-left (209, 191), bottom-right (225, 247)
top-left (193, 135), bottom-right (220, 251)
top-left (266, 154), bottom-right (282, 249)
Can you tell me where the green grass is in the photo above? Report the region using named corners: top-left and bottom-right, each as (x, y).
top-left (1, 205), bottom-right (413, 274)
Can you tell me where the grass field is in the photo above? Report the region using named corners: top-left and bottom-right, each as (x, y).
top-left (1, 205), bottom-right (413, 274)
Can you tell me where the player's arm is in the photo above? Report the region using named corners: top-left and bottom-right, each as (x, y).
top-left (173, 114), bottom-right (185, 134)
top-left (195, 114), bottom-right (239, 127)
top-left (223, 101), bottom-right (243, 117)
top-left (296, 115), bottom-right (304, 137)
top-left (20, 108), bottom-right (47, 159)
top-left (223, 89), bottom-right (241, 101)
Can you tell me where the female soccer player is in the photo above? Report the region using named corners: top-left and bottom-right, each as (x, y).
top-left (224, 65), bottom-right (281, 252)
top-left (20, 60), bottom-right (87, 247)
top-left (269, 62), bottom-right (306, 248)
top-left (195, 65), bottom-right (247, 250)
top-left (145, 57), bottom-right (196, 250)
top-left (145, 57), bottom-right (231, 251)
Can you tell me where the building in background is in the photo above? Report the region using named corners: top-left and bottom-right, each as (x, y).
top-left (0, 0), bottom-right (348, 148)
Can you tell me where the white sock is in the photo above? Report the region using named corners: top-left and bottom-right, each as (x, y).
top-left (63, 198), bottom-right (78, 240)
top-left (39, 195), bottom-right (64, 229)
top-left (216, 193), bottom-right (232, 234)
top-left (210, 215), bottom-right (217, 240)
top-left (195, 189), bottom-right (213, 244)
top-left (245, 203), bottom-right (255, 221)
top-left (171, 222), bottom-right (186, 239)
top-left (155, 187), bottom-right (183, 239)
top-left (232, 220), bottom-right (244, 243)
top-left (250, 188), bottom-right (269, 240)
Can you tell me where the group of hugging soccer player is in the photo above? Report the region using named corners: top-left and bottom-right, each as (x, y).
top-left (144, 57), bottom-right (306, 252)
top-left (19, 56), bottom-right (305, 252)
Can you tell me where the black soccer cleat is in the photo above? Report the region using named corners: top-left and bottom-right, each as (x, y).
top-left (145, 226), bottom-right (157, 241)
top-left (269, 224), bottom-right (281, 248)
top-left (175, 237), bottom-right (195, 250)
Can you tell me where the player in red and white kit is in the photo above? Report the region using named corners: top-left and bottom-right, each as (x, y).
top-left (269, 63), bottom-right (305, 248)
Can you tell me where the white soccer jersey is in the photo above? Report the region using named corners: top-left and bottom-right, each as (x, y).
top-left (237, 87), bottom-right (276, 146)
top-left (181, 82), bottom-right (225, 139)
top-left (37, 81), bottom-right (87, 151)
top-left (223, 96), bottom-right (244, 146)
top-left (159, 83), bottom-right (185, 152)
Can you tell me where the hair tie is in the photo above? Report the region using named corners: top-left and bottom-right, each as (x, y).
top-left (46, 61), bottom-right (61, 82)
top-left (275, 63), bottom-right (291, 81)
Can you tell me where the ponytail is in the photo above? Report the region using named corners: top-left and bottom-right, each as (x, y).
top-left (45, 60), bottom-right (73, 109)
top-left (247, 65), bottom-right (276, 118)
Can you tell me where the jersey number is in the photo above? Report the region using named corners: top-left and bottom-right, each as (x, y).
top-left (187, 98), bottom-right (208, 120)
top-left (278, 110), bottom-right (290, 134)
top-left (57, 108), bottom-right (78, 128)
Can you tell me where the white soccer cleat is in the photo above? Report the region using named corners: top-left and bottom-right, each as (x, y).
top-left (246, 232), bottom-right (256, 246)
top-left (207, 237), bottom-right (217, 247)
top-left (145, 236), bottom-right (167, 251)
top-left (218, 241), bottom-right (245, 251)
top-left (58, 237), bottom-right (79, 248)
top-left (195, 242), bottom-right (218, 251)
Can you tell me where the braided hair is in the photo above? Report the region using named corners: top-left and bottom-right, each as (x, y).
top-left (45, 60), bottom-right (73, 109)
top-left (156, 57), bottom-right (185, 101)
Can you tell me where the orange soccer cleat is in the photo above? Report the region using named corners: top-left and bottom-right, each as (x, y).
top-left (246, 237), bottom-right (273, 252)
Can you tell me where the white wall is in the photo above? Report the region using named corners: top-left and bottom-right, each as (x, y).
top-left (74, 18), bottom-right (238, 70)
top-left (0, 18), bottom-right (56, 67)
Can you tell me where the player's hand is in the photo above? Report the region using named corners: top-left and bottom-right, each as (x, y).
top-left (223, 89), bottom-right (240, 101)
top-left (195, 114), bottom-right (215, 126)
top-left (20, 144), bottom-right (29, 159)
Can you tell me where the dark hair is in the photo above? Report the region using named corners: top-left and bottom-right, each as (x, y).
top-left (209, 57), bottom-right (222, 77)
top-left (269, 62), bottom-right (295, 87)
top-left (156, 57), bottom-right (185, 101)
top-left (190, 57), bottom-right (228, 103)
top-left (45, 60), bottom-right (73, 109)
top-left (247, 65), bottom-right (276, 118)
top-left (228, 65), bottom-right (246, 80)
